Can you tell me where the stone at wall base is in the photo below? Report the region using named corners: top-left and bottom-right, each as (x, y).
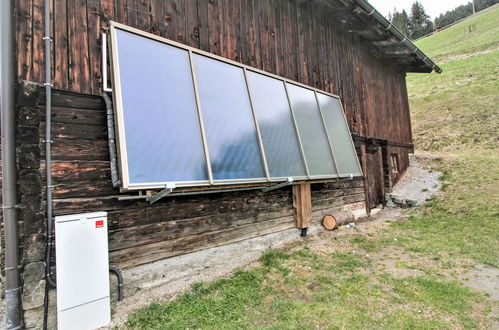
top-left (22, 262), bottom-right (46, 310)
top-left (386, 201), bottom-right (396, 208)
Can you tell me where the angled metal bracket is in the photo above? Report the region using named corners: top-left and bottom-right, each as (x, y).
top-left (147, 182), bottom-right (176, 204)
top-left (261, 177), bottom-right (293, 193)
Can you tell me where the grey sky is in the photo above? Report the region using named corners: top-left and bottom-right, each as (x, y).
top-left (368, 0), bottom-right (472, 19)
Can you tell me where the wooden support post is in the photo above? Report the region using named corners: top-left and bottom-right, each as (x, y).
top-left (292, 183), bottom-right (312, 229)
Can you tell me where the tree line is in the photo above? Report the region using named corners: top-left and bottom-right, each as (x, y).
top-left (388, 0), bottom-right (499, 40)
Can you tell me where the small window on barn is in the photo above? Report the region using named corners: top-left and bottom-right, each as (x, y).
top-left (109, 22), bottom-right (363, 191)
top-left (390, 154), bottom-right (400, 174)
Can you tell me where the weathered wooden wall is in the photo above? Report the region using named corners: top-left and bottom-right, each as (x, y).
top-left (15, 0), bottom-right (413, 145)
top-left (19, 87), bottom-right (364, 268)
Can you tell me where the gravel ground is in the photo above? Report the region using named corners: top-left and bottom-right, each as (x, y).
top-left (390, 154), bottom-right (442, 206)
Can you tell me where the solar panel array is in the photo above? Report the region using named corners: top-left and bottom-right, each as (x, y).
top-left (111, 24), bottom-right (362, 190)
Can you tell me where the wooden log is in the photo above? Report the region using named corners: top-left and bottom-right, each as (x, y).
top-left (322, 211), bottom-right (355, 230)
top-left (292, 183), bottom-right (311, 229)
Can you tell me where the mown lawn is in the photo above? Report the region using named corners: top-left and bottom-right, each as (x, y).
top-left (124, 148), bottom-right (498, 329)
top-left (123, 6), bottom-right (499, 329)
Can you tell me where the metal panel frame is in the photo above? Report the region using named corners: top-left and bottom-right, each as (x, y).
top-left (109, 21), bottom-right (361, 191)
top-left (243, 67), bottom-right (271, 181)
top-left (285, 82), bottom-right (340, 179)
top-left (336, 97), bottom-right (364, 177)
top-left (314, 91), bottom-right (342, 176)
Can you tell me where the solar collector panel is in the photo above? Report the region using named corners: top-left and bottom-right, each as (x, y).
top-left (246, 71), bottom-right (307, 179)
top-left (317, 93), bottom-right (362, 176)
top-left (192, 54), bottom-right (266, 181)
top-left (110, 23), bottom-right (361, 190)
top-left (114, 29), bottom-right (208, 185)
top-left (286, 83), bottom-right (338, 178)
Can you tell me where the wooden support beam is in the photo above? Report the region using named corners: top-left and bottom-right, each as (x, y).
top-left (292, 183), bottom-right (312, 229)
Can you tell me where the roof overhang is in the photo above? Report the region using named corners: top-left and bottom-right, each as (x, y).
top-left (309, 0), bottom-right (442, 73)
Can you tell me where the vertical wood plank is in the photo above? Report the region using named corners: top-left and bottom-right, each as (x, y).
top-left (186, 0), bottom-right (199, 48)
top-left (32, 0), bottom-right (45, 84)
top-left (149, 0), bottom-right (167, 37)
top-left (16, 0), bottom-right (34, 82)
top-left (126, 0), bottom-right (138, 27)
top-left (267, 0), bottom-right (277, 74)
top-left (115, 0), bottom-right (128, 24)
top-left (175, 0), bottom-right (186, 43)
top-left (67, 0), bottom-right (91, 94)
top-left (87, 0), bottom-right (102, 94)
top-left (292, 183), bottom-right (312, 229)
top-left (296, 2), bottom-right (307, 84)
top-left (136, 0), bottom-right (150, 31)
top-left (208, 0), bottom-right (221, 55)
top-left (232, 0), bottom-right (242, 62)
top-left (164, 0), bottom-right (178, 41)
top-left (197, 0), bottom-right (209, 51)
top-left (53, 0), bottom-right (69, 90)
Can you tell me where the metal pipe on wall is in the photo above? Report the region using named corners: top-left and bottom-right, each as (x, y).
top-left (43, 0), bottom-right (56, 290)
top-left (1, 0), bottom-right (22, 328)
top-left (43, 0), bottom-right (56, 327)
top-left (103, 92), bottom-right (122, 187)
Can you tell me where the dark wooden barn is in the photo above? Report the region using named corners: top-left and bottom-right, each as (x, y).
top-left (1, 0), bottom-right (440, 327)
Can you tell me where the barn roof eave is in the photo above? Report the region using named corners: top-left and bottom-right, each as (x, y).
top-left (312, 0), bottom-right (442, 74)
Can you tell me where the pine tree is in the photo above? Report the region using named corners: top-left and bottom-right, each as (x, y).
top-left (391, 9), bottom-right (411, 37)
top-left (409, 1), bottom-right (434, 39)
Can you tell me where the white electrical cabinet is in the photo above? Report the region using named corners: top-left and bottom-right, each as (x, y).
top-left (55, 211), bottom-right (111, 330)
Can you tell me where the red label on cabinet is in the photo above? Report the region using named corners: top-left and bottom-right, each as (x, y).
top-left (95, 220), bottom-right (104, 228)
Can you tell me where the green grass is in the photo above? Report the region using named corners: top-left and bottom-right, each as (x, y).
top-left (407, 5), bottom-right (499, 152)
top-left (126, 248), bottom-right (488, 329)
top-left (380, 152), bottom-right (499, 267)
top-left (416, 4), bottom-right (499, 64)
top-left (124, 7), bottom-right (498, 329)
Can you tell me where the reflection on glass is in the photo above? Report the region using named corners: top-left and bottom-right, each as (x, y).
top-left (286, 83), bottom-right (337, 177)
top-left (116, 29), bottom-right (208, 184)
top-left (193, 54), bottom-right (265, 180)
top-left (247, 71), bottom-right (307, 178)
top-left (317, 93), bottom-right (362, 175)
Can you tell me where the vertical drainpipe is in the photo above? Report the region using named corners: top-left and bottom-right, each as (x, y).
top-left (43, 0), bottom-right (56, 289)
top-left (42, 0), bottom-right (57, 327)
top-left (1, 0), bottom-right (22, 329)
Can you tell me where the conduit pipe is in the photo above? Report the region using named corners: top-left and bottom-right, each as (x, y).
top-left (103, 92), bottom-right (121, 187)
top-left (43, 0), bottom-right (56, 327)
top-left (109, 267), bottom-right (124, 301)
top-left (1, 0), bottom-right (22, 328)
top-left (353, 0), bottom-right (443, 74)
top-left (43, 0), bottom-right (56, 291)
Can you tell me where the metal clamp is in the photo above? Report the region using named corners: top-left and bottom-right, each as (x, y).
top-left (261, 177), bottom-right (293, 193)
top-left (367, 8), bottom-right (375, 16)
top-left (42, 36), bottom-right (53, 42)
top-left (1, 204), bottom-right (22, 210)
top-left (147, 182), bottom-right (176, 204)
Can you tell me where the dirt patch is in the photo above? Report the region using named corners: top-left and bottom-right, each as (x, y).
top-left (459, 264), bottom-right (499, 328)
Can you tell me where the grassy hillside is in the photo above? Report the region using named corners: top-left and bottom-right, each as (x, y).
top-left (123, 8), bottom-right (499, 329)
top-left (407, 4), bottom-right (499, 151)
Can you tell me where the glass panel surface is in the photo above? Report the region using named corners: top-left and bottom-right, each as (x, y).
top-left (286, 84), bottom-right (337, 176)
top-left (317, 93), bottom-right (362, 175)
top-left (246, 71), bottom-right (306, 178)
top-left (116, 29), bottom-right (208, 184)
top-left (193, 54), bottom-right (265, 180)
